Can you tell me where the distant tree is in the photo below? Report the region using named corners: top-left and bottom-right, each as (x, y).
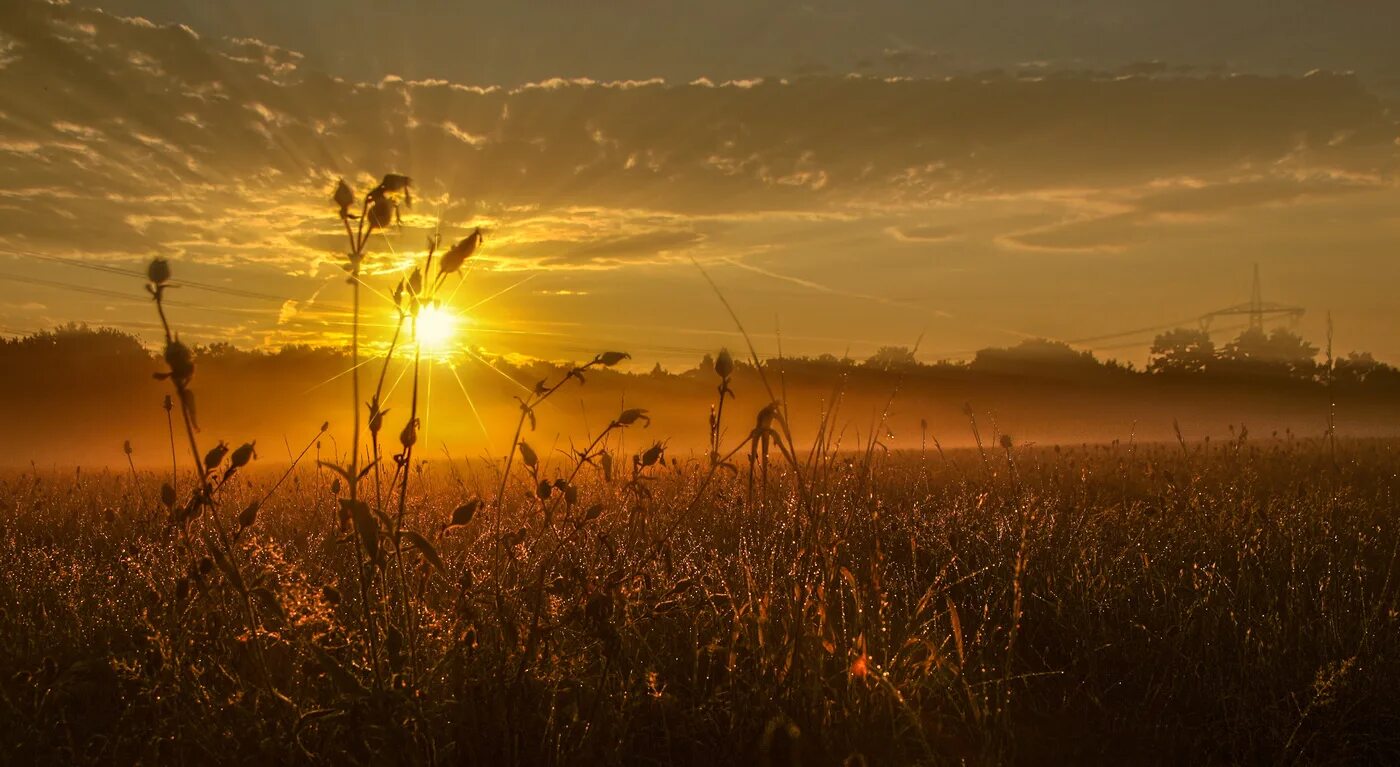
top-left (197, 341), bottom-right (239, 358)
top-left (1148, 328), bottom-right (1215, 374)
top-left (1219, 327), bottom-right (1317, 377)
top-left (865, 346), bottom-right (918, 370)
top-left (970, 338), bottom-right (1103, 377)
top-left (1333, 351), bottom-right (1400, 385)
top-left (4, 323), bottom-right (148, 360)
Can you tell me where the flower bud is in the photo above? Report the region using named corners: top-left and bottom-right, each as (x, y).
top-left (715, 348), bottom-right (734, 379)
top-left (333, 179), bottom-right (354, 214)
top-left (229, 441), bottom-right (257, 470)
top-left (148, 258), bottom-right (171, 286)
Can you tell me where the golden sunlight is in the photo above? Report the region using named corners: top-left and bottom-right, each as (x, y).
top-left (414, 303), bottom-right (462, 353)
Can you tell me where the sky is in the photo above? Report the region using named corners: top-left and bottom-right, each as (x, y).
top-left (2, 0), bottom-right (1400, 368)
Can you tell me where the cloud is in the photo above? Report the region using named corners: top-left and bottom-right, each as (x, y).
top-left (2, 0), bottom-right (1400, 362)
top-left (1001, 174), bottom-right (1390, 252)
top-left (888, 224), bottom-right (959, 243)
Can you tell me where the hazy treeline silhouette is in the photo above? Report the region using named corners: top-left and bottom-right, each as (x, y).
top-left (3, 323), bottom-right (1398, 467)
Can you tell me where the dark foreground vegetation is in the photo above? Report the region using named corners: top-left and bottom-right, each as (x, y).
top-left (0, 438), bottom-right (1396, 765)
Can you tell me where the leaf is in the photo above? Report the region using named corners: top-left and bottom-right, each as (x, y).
top-left (946, 595), bottom-right (966, 669)
top-left (583, 504), bottom-right (603, 522)
top-left (596, 351), bottom-right (631, 367)
top-left (310, 644), bottom-right (367, 697)
top-left (318, 460), bottom-right (354, 484)
top-left (400, 530), bottom-right (446, 576)
top-left (341, 499), bottom-right (378, 562)
top-left (160, 483), bottom-right (177, 509)
top-left (663, 578), bottom-right (694, 600)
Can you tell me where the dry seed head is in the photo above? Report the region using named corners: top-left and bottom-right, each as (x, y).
top-left (229, 441), bottom-right (257, 470)
top-left (438, 227), bottom-right (482, 278)
top-left (333, 179), bottom-right (354, 215)
top-left (639, 442), bottom-right (665, 468)
top-left (715, 348), bottom-right (734, 379)
top-left (203, 441), bottom-right (228, 470)
top-left (449, 498), bottom-right (480, 527)
top-left (238, 501), bottom-right (259, 528)
top-left (368, 197), bottom-right (395, 230)
top-left (399, 417), bottom-right (419, 449)
top-left (147, 257), bottom-right (171, 286)
top-left (596, 351), bottom-right (631, 367)
top-left (518, 441), bottom-right (539, 469)
top-left (378, 173), bottom-right (412, 196)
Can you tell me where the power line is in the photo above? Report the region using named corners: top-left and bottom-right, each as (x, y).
top-left (0, 271), bottom-right (271, 316)
top-left (0, 247), bottom-right (355, 312)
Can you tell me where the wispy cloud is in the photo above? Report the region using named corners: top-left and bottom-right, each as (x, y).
top-left (1, 0), bottom-right (1399, 364)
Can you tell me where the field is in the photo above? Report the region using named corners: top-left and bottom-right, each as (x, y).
top-left (1, 434), bottom-right (1397, 765)
top-left (0, 181), bottom-right (1396, 766)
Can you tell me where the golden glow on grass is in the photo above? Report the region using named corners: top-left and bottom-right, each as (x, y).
top-left (414, 304), bottom-right (464, 354)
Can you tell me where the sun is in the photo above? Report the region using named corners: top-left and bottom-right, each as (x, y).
top-left (414, 303), bottom-right (462, 353)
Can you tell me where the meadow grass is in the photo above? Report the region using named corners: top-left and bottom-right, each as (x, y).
top-left (0, 175), bottom-right (1395, 765)
top-left (0, 438), bottom-right (1396, 764)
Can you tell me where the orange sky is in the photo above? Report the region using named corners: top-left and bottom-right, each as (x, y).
top-left (2, 0), bottom-right (1399, 369)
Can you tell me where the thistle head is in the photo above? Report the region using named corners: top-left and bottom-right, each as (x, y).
top-left (147, 257), bottom-right (171, 287)
top-left (715, 348), bottom-right (734, 379)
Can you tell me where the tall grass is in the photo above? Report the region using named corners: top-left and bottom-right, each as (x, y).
top-left (0, 177), bottom-right (1395, 765)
